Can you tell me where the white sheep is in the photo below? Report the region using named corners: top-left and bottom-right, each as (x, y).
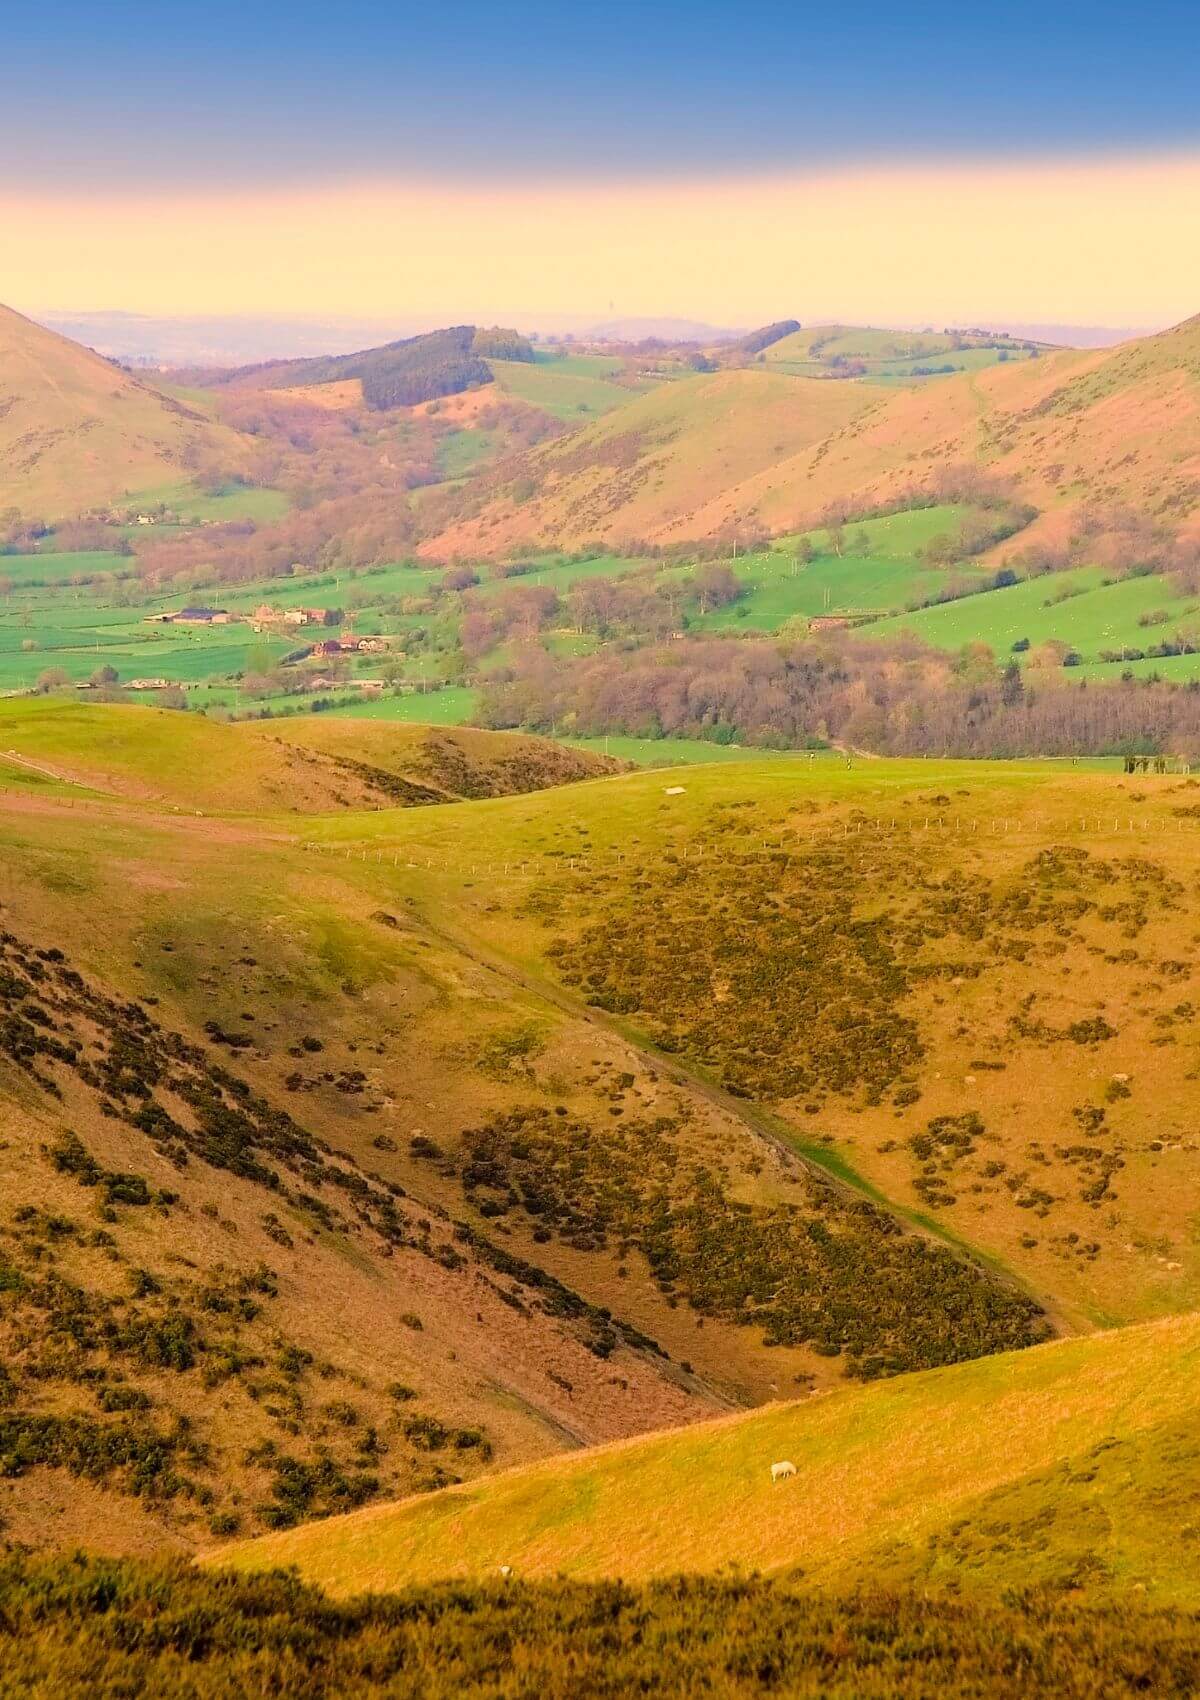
top-left (770, 1460), bottom-right (797, 1483)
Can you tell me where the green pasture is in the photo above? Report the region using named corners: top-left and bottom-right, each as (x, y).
top-left (776, 504), bottom-right (977, 558)
top-left (475, 552), bottom-right (647, 599)
top-left (436, 428), bottom-right (499, 478)
top-left (532, 351), bottom-right (624, 378)
top-left (308, 685), bottom-right (478, 724)
top-left (865, 567), bottom-right (1200, 662)
top-left (561, 735), bottom-right (827, 766)
top-left (130, 479), bottom-right (291, 524)
top-left (0, 550), bottom-right (131, 587)
top-left (685, 550), bottom-right (978, 634)
top-left (488, 356), bottom-right (633, 419)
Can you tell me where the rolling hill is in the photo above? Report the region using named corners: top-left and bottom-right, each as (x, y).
top-left (10, 704), bottom-right (1200, 1584)
top-left (0, 700), bottom-right (617, 811)
top-left (0, 305), bottom-right (249, 521)
top-left (423, 315), bottom-right (1200, 556)
top-left (212, 1310), bottom-right (1200, 1596)
top-left (422, 368), bottom-right (881, 556)
top-left (225, 325), bottom-right (535, 411)
top-left (752, 323), bottom-right (1047, 381)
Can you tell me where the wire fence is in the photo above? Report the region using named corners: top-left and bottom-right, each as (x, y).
top-left (299, 810), bottom-right (1200, 878)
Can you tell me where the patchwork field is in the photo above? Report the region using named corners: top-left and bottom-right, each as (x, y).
top-left (756, 324), bottom-right (1047, 382)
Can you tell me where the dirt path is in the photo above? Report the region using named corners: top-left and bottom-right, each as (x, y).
top-left (0, 748), bottom-right (90, 786)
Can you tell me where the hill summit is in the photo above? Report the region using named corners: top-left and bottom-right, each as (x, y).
top-left (0, 304), bottom-right (246, 521)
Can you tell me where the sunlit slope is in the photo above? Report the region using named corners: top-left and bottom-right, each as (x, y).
top-left (0, 304), bottom-right (246, 519)
top-left (430, 316), bottom-right (1200, 552)
top-left (422, 369), bottom-right (880, 555)
top-left (755, 324), bottom-right (1046, 380)
top-left (868, 1406), bottom-right (1200, 1606)
top-left (0, 698), bottom-right (613, 810)
top-left (210, 1311), bottom-right (1200, 1593)
top-left (289, 754), bottom-right (1200, 1339)
top-left (710, 317), bottom-right (1200, 538)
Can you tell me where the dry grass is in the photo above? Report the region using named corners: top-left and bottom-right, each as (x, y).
top-left (0, 304), bottom-right (248, 519)
top-left (209, 1310), bottom-right (1200, 1592)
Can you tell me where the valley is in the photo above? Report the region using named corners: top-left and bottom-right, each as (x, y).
top-left (4, 702), bottom-right (1200, 1580)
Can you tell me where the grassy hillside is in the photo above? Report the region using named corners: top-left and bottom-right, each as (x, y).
top-left (1, 707), bottom-right (1129, 1559)
top-left (727, 319), bottom-right (1200, 540)
top-left (865, 565), bottom-right (1200, 663)
top-left (488, 353), bottom-right (635, 420)
top-left (0, 699), bottom-right (613, 810)
top-left (0, 305), bottom-right (249, 520)
top-left (430, 316), bottom-right (1200, 555)
top-left (227, 325), bottom-right (523, 410)
top-left (11, 710), bottom-right (1200, 1564)
top-left (424, 369), bottom-right (880, 556)
top-left (211, 1311), bottom-right (1200, 1593)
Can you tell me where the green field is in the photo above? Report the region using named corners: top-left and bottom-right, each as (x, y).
top-left (131, 478), bottom-right (291, 524)
top-left (436, 426), bottom-right (500, 478)
top-left (475, 552), bottom-right (647, 598)
top-left (759, 326), bottom-right (1043, 383)
top-left (308, 684), bottom-right (478, 723)
top-left (488, 355), bottom-right (634, 419)
top-left (866, 566), bottom-right (1200, 665)
top-left (562, 734), bottom-right (825, 765)
top-left (678, 507), bottom-right (983, 633)
top-left (0, 549), bottom-right (132, 586)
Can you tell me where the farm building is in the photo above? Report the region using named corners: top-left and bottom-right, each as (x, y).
top-left (173, 607), bottom-right (232, 625)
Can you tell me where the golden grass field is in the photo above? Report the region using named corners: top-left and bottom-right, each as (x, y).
top-left (211, 1310), bottom-right (1200, 1597)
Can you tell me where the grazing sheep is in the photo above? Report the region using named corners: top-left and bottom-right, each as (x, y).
top-left (498, 1565), bottom-right (513, 1579)
top-left (770, 1460), bottom-right (797, 1483)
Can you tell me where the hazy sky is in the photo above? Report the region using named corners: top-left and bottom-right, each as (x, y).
top-left (6, 0), bottom-right (1200, 324)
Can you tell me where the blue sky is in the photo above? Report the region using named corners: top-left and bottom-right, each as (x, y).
top-left (8, 0), bottom-right (1200, 189)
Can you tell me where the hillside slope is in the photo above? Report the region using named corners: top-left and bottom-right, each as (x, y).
top-left (0, 713), bottom-right (1078, 1557)
top-left (0, 305), bottom-right (247, 520)
top-left (226, 326), bottom-right (534, 411)
top-left (0, 699), bottom-right (616, 811)
top-left (426, 316), bottom-right (1200, 554)
top-left (421, 369), bottom-right (880, 556)
top-left (210, 1310), bottom-right (1200, 1593)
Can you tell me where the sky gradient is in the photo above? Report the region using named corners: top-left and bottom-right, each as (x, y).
top-left (7, 1), bottom-right (1200, 323)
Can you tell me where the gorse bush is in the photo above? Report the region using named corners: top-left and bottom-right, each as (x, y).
top-left (437, 1102), bottom-right (1047, 1376)
top-left (1, 1555), bottom-right (1200, 1699)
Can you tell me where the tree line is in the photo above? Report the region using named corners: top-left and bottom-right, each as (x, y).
top-left (477, 633), bottom-right (1200, 759)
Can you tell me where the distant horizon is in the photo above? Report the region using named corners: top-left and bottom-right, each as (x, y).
top-left (19, 305), bottom-right (1166, 367)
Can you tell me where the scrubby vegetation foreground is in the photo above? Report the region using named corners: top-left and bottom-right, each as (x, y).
top-left (2, 1556), bottom-right (1200, 1700)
